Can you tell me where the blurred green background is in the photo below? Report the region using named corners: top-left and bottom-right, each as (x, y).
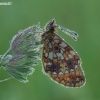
top-left (0, 0), bottom-right (100, 100)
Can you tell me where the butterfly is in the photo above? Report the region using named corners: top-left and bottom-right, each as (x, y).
top-left (40, 19), bottom-right (85, 88)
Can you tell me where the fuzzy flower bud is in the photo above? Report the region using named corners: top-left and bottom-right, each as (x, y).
top-left (0, 23), bottom-right (43, 83)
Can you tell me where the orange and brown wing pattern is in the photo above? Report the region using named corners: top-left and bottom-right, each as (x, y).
top-left (42, 34), bottom-right (85, 87)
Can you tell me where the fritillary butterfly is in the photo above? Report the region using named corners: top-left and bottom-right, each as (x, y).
top-left (41, 19), bottom-right (85, 88)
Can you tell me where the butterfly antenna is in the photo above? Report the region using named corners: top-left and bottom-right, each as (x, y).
top-left (57, 25), bottom-right (78, 41)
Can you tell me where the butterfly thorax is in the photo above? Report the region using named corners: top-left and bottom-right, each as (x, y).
top-left (41, 31), bottom-right (56, 44)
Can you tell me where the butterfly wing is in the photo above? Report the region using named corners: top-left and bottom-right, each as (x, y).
top-left (42, 34), bottom-right (85, 87)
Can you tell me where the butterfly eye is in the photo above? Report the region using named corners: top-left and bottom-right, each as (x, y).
top-left (46, 26), bottom-right (54, 31)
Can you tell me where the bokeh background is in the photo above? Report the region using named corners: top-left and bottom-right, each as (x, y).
top-left (0, 0), bottom-right (100, 100)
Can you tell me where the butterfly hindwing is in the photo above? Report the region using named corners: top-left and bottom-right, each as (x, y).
top-left (42, 34), bottom-right (85, 87)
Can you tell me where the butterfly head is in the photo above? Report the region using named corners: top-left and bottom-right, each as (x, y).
top-left (41, 19), bottom-right (57, 44)
top-left (45, 19), bottom-right (57, 32)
